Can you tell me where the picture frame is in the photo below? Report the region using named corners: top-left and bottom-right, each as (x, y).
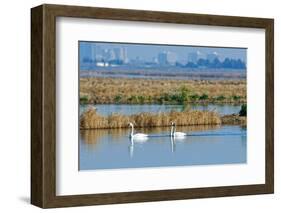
top-left (31, 4), bottom-right (274, 208)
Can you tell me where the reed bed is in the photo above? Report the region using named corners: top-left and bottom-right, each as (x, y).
top-left (80, 107), bottom-right (221, 129)
top-left (80, 77), bottom-right (246, 104)
top-left (221, 114), bottom-right (247, 126)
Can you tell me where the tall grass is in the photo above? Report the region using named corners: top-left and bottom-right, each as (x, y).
top-left (221, 114), bottom-right (246, 126)
top-left (80, 108), bottom-right (221, 129)
top-left (80, 77), bottom-right (246, 104)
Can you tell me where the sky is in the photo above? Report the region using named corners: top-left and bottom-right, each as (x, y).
top-left (79, 41), bottom-right (247, 63)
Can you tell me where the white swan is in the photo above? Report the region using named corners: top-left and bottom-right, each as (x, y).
top-left (171, 122), bottom-right (187, 138)
top-left (128, 122), bottom-right (148, 139)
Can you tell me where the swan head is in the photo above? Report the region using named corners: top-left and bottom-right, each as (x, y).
top-left (128, 122), bottom-right (134, 127)
top-left (171, 122), bottom-right (176, 127)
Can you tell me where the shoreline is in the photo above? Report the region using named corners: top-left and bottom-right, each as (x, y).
top-left (80, 100), bottom-right (246, 105)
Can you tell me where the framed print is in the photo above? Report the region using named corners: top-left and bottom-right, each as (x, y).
top-left (31, 4), bottom-right (274, 208)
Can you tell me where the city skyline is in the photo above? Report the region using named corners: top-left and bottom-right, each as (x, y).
top-left (80, 41), bottom-right (246, 62)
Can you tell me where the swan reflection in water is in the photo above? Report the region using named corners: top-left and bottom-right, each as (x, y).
top-left (170, 136), bottom-right (176, 153)
top-left (129, 136), bottom-right (178, 158)
top-left (128, 136), bottom-right (148, 158)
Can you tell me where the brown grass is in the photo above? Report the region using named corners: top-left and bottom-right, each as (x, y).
top-left (221, 114), bottom-right (247, 126)
top-left (80, 77), bottom-right (246, 104)
top-left (80, 107), bottom-right (221, 129)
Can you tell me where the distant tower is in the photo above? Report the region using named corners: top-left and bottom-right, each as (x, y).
top-left (122, 47), bottom-right (128, 63)
top-left (93, 45), bottom-right (103, 62)
top-left (166, 52), bottom-right (177, 65)
top-left (108, 49), bottom-right (116, 61)
top-left (158, 52), bottom-right (168, 66)
top-left (101, 49), bottom-right (115, 62)
top-left (113, 47), bottom-right (128, 63)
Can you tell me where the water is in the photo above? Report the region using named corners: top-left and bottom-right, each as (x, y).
top-left (79, 125), bottom-right (247, 170)
top-left (80, 104), bottom-right (241, 116)
top-left (80, 68), bottom-right (246, 80)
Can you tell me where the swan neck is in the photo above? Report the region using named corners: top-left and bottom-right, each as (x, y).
top-left (171, 125), bottom-right (175, 136)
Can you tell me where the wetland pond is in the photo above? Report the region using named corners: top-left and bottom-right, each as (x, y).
top-left (79, 124), bottom-right (246, 170)
top-left (80, 104), bottom-right (242, 116)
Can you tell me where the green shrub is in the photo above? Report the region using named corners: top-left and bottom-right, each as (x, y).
top-left (80, 96), bottom-right (88, 104)
top-left (147, 96), bottom-right (153, 103)
top-left (127, 95), bottom-right (137, 103)
top-left (232, 95), bottom-right (241, 101)
top-left (163, 93), bottom-right (171, 102)
top-left (216, 95), bottom-right (225, 101)
top-left (114, 95), bottom-right (122, 103)
top-left (239, 104), bottom-right (247, 116)
top-left (138, 96), bottom-right (145, 104)
top-left (170, 94), bottom-right (180, 102)
top-left (199, 93), bottom-right (208, 100)
top-left (189, 94), bottom-right (199, 101)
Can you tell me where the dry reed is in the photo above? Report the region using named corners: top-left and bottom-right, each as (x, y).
top-left (80, 77), bottom-right (246, 104)
top-left (221, 114), bottom-right (247, 126)
top-left (80, 108), bottom-right (221, 129)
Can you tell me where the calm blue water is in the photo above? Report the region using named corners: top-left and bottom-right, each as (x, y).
top-left (79, 125), bottom-right (247, 170)
top-left (80, 104), bottom-right (241, 116)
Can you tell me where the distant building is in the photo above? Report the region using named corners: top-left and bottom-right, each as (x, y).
top-left (188, 52), bottom-right (198, 64)
top-left (152, 57), bottom-right (158, 64)
top-left (108, 49), bottom-right (116, 61)
top-left (207, 52), bottom-right (219, 62)
top-left (96, 61), bottom-right (109, 67)
top-left (157, 51), bottom-right (177, 66)
top-left (100, 49), bottom-right (116, 62)
top-left (158, 52), bottom-right (168, 66)
top-left (113, 47), bottom-right (128, 63)
top-left (166, 52), bottom-right (177, 65)
top-left (79, 42), bottom-right (95, 63)
top-left (93, 45), bottom-right (103, 62)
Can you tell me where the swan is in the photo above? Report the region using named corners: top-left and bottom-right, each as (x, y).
top-left (170, 122), bottom-right (187, 138)
top-left (128, 122), bottom-right (148, 139)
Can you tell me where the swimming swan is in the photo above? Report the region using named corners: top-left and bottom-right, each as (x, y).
top-left (128, 122), bottom-right (148, 139)
top-left (171, 122), bottom-right (187, 138)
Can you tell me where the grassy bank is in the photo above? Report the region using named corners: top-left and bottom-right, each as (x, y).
top-left (221, 114), bottom-right (247, 126)
top-left (80, 107), bottom-right (221, 129)
top-left (80, 77), bottom-right (246, 105)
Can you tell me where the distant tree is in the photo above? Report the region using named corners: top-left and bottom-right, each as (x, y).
top-left (211, 58), bottom-right (221, 68)
top-left (82, 57), bottom-right (93, 63)
top-left (197, 58), bottom-right (210, 67)
top-left (222, 58), bottom-right (231, 68)
top-left (175, 62), bottom-right (184, 67)
top-left (109, 59), bottom-right (124, 65)
top-left (185, 62), bottom-right (197, 68)
top-left (236, 59), bottom-right (246, 69)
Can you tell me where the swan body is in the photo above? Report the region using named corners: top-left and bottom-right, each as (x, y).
top-left (128, 122), bottom-right (148, 139)
top-left (173, 132), bottom-right (187, 137)
top-left (171, 122), bottom-right (187, 138)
